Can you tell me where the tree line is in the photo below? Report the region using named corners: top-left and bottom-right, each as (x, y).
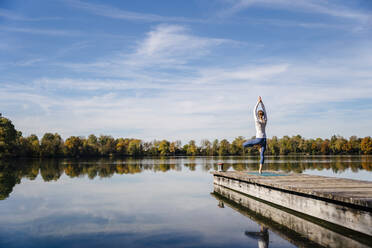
top-left (1, 114), bottom-right (372, 158)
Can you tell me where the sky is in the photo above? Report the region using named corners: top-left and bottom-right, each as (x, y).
top-left (0, 0), bottom-right (372, 143)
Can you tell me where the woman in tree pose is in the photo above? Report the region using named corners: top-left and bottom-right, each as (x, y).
top-left (243, 96), bottom-right (267, 174)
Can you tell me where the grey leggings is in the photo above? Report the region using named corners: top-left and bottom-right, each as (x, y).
top-left (243, 138), bottom-right (266, 164)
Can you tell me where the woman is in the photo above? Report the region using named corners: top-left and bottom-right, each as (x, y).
top-left (243, 96), bottom-right (267, 174)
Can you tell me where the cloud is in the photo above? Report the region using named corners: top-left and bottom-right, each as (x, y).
top-left (0, 26), bottom-right (82, 36)
top-left (65, 0), bottom-right (204, 23)
top-left (2, 24), bottom-right (372, 141)
top-left (221, 0), bottom-right (372, 23)
top-left (0, 8), bottom-right (25, 20)
top-left (196, 64), bottom-right (289, 84)
top-left (128, 24), bottom-right (229, 67)
top-left (0, 8), bottom-right (61, 21)
top-left (54, 24), bottom-right (233, 74)
top-left (3, 55), bottom-right (372, 141)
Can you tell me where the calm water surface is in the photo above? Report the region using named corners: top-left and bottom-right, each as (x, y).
top-left (0, 156), bottom-right (371, 248)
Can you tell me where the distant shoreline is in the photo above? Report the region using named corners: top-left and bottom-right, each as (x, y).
top-left (1, 114), bottom-right (372, 158)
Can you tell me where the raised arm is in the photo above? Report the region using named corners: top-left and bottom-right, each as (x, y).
top-left (261, 101), bottom-right (267, 121)
top-left (253, 100), bottom-right (260, 121)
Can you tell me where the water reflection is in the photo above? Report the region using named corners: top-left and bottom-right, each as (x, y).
top-left (0, 156), bottom-right (372, 200)
top-left (245, 225), bottom-right (269, 248)
top-left (0, 157), bottom-right (371, 248)
top-left (212, 184), bottom-right (372, 248)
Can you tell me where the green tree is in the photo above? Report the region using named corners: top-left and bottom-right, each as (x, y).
top-left (331, 135), bottom-right (347, 154)
top-left (349, 136), bottom-right (361, 154)
top-left (158, 140), bottom-right (170, 156)
top-left (27, 134), bottom-right (40, 157)
top-left (267, 136), bottom-right (279, 155)
top-left (186, 140), bottom-right (197, 156)
top-left (219, 139), bottom-right (230, 156)
top-left (200, 139), bottom-right (212, 156)
top-left (290, 135), bottom-right (303, 153)
top-left (231, 136), bottom-right (244, 155)
top-left (40, 133), bottom-right (64, 157)
top-left (0, 114), bottom-right (19, 157)
top-left (212, 139), bottom-right (219, 156)
top-left (83, 134), bottom-right (99, 156)
top-left (98, 135), bottom-right (116, 156)
top-left (279, 136), bottom-right (291, 155)
top-left (127, 139), bottom-right (143, 156)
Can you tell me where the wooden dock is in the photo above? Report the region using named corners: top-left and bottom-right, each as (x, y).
top-left (212, 185), bottom-right (372, 248)
top-left (212, 171), bottom-right (372, 236)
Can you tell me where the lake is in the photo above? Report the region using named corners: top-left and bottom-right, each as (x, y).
top-left (0, 156), bottom-right (371, 248)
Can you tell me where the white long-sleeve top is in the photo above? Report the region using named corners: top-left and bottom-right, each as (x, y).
top-left (253, 101), bottom-right (267, 138)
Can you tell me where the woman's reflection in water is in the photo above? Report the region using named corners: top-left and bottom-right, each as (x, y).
top-left (245, 225), bottom-right (269, 248)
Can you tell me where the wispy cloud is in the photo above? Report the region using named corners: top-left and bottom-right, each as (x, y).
top-left (221, 0), bottom-right (372, 23)
top-left (1, 26), bottom-right (82, 36)
top-left (0, 8), bottom-right (61, 21)
top-left (0, 8), bottom-right (25, 20)
top-left (128, 24), bottom-right (229, 67)
top-left (235, 17), bottom-right (350, 30)
top-left (53, 24), bottom-right (234, 75)
top-left (66, 0), bottom-right (204, 23)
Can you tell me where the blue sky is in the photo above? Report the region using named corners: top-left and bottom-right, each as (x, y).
top-left (1, 0), bottom-right (372, 142)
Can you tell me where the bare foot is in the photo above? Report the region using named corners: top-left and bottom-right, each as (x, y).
top-left (259, 164), bottom-right (263, 174)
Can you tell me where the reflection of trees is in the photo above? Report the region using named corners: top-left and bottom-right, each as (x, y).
top-left (40, 160), bottom-right (63, 181)
top-left (0, 160), bottom-right (28, 200)
top-left (185, 163), bottom-right (197, 171)
top-left (0, 158), bottom-right (185, 199)
top-left (225, 155), bottom-right (372, 173)
top-left (0, 170), bottom-right (20, 200)
top-left (0, 156), bottom-right (371, 200)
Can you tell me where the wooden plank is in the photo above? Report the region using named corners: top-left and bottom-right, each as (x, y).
top-left (303, 188), bottom-right (372, 192)
top-left (269, 183), bottom-right (372, 188)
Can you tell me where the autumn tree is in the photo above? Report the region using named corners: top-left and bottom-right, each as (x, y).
top-left (361, 137), bottom-right (372, 154)
top-left (158, 140), bottom-right (170, 156)
top-left (116, 138), bottom-right (130, 156)
top-left (320, 139), bottom-right (330, 155)
top-left (169, 140), bottom-right (182, 155)
top-left (17, 134), bottom-right (40, 157)
top-left (64, 136), bottom-right (84, 157)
